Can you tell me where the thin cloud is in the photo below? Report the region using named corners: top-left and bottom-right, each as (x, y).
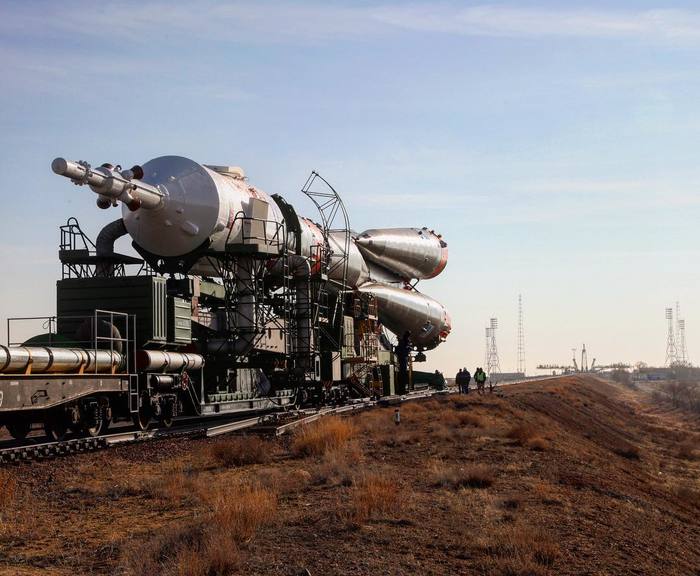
top-left (371, 6), bottom-right (700, 44)
top-left (3, 3), bottom-right (700, 47)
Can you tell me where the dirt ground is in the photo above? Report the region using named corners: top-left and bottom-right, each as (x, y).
top-left (0, 375), bottom-right (698, 575)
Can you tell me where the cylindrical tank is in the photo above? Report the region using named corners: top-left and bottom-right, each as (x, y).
top-left (0, 346), bottom-right (124, 374)
top-left (357, 283), bottom-right (451, 350)
top-left (123, 156), bottom-right (286, 258)
top-left (136, 350), bottom-right (205, 372)
top-left (355, 228), bottom-right (448, 280)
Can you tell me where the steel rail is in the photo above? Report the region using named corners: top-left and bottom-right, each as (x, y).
top-left (0, 385), bottom-right (500, 465)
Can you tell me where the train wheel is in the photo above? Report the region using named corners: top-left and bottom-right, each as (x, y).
top-left (44, 414), bottom-right (69, 442)
top-left (6, 421), bottom-right (30, 440)
top-left (159, 414), bottom-right (173, 429)
top-left (82, 399), bottom-right (110, 437)
top-left (83, 414), bottom-right (106, 438)
top-left (158, 399), bottom-right (175, 429)
top-left (132, 393), bottom-right (152, 431)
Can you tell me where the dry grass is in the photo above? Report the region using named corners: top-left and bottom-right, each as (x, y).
top-left (382, 427), bottom-right (423, 447)
top-left (123, 482), bottom-right (277, 575)
top-left (121, 522), bottom-right (241, 576)
top-left (676, 440), bottom-right (698, 461)
top-left (208, 436), bottom-right (272, 467)
top-left (357, 407), bottom-right (395, 434)
top-left (507, 423), bottom-right (539, 445)
top-left (440, 408), bottom-right (486, 429)
top-left (530, 480), bottom-right (562, 506)
top-left (457, 412), bottom-right (486, 427)
top-left (257, 467), bottom-right (312, 495)
top-left (429, 460), bottom-right (495, 489)
top-left (343, 473), bottom-right (401, 524)
top-left (0, 469), bottom-right (34, 541)
top-left (0, 469), bottom-right (17, 510)
top-left (205, 483), bottom-right (278, 542)
top-left (507, 422), bottom-right (551, 451)
top-left (527, 436), bottom-right (550, 452)
top-left (292, 416), bottom-right (356, 457)
top-left (675, 482), bottom-right (700, 509)
top-left (311, 441), bottom-right (363, 486)
top-left (476, 524), bottom-right (560, 574)
top-left (611, 440), bottom-right (641, 460)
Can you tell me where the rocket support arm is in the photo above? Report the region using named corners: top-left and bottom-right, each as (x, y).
top-left (51, 157), bottom-right (164, 211)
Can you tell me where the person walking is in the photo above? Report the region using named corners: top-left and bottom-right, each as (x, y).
top-left (474, 367), bottom-right (487, 395)
top-left (434, 369), bottom-right (446, 390)
top-left (455, 368), bottom-right (464, 393)
top-left (463, 368), bottom-right (472, 394)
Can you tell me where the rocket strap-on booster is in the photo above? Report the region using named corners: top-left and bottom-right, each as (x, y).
top-left (52, 155), bottom-right (451, 350)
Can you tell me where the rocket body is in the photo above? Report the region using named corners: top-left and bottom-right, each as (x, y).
top-left (53, 155), bottom-right (451, 349)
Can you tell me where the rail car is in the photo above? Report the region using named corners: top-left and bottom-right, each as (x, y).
top-left (0, 156), bottom-right (451, 441)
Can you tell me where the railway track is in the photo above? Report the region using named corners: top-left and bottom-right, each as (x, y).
top-left (0, 388), bottom-right (444, 464)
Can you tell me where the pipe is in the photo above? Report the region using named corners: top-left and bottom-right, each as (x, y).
top-left (0, 345), bottom-right (124, 374)
top-left (95, 218), bottom-right (128, 277)
top-left (136, 350), bottom-right (205, 372)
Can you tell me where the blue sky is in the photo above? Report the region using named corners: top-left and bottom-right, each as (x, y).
top-left (1, 1), bottom-right (700, 373)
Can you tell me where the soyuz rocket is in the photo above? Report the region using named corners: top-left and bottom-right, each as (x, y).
top-left (52, 155), bottom-right (451, 350)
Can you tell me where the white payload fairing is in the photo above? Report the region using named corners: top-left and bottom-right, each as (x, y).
top-left (52, 155), bottom-right (451, 350)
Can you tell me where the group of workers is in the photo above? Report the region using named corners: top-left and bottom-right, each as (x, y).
top-left (455, 367), bottom-right (489, 394)
top-left (393, 330), bottom-right (492, 395)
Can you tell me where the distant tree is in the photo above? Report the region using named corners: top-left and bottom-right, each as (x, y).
top-left (611, 369), bottom-right (635, 389)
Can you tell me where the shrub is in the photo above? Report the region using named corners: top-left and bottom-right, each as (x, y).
top-left (122, 483), bottom-right (277, 575)
top-left (206, 484), bottom-right (278, 543)
top-left (311, 441), bottom-right (362, 486)
top-left (677, 441), bottom-right (698, 461)
top-left (344, 474), bottom-right (401, 524)
top-left (527, 437), bottom-right (549, 452)
top-left (291, 416), bottom-right (356, 457)
top-left (257, 467), bottom-right (312, 494)
top-left (458, 412), bottom-right (486, 428)
top-left (429, 461), bottom-right (494, 489)
top-left (675, 483), bottom-right (700, 509)
top-left (477, 524), bottom-right (560, 573)
top-left (209, 436), bottom-right (271, 467)
top-left (507, 423), bottom-right (538, 446)
top-left (611, 441), bottom-right (640, 460)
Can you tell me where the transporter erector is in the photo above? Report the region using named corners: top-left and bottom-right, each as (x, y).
top-left (0, 156), bottom-right (450, 441)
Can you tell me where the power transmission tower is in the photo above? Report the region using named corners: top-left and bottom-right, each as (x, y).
top-left (484, 326), bottom-right (490, 370)
top-left (517, 294), bottom-right (525, 375)
top-left (486, 317), bottom-right (502, 378)
top-left (676, 302), bottom-right (689, 366)
top-left (665, 307), bottom-right (678, 366)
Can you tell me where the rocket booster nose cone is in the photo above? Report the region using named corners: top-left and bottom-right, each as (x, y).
top-left (356, 234), bottom-right (386, 254)
top-left (358, 282), bottom-right (450, 350)
top-left (355, 228), bottom-right (448, 280)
